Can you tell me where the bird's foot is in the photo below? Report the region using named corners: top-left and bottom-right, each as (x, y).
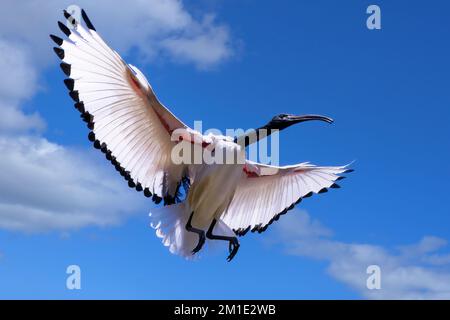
top-left (192, 232), bottom-right (206, 254)
top-left (227, 238), bottom-right (240, 262)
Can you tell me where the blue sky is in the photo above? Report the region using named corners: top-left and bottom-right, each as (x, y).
top-left (1, 0), bottom-right (450, 299)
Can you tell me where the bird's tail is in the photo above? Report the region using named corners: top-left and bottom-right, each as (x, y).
top-left (149, 203), bottom-right (198, 258)
top-left (149, 203), bottom-right (234, 259)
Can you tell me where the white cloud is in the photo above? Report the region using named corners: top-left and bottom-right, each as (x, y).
top-left (0, 136), bottom-right (145, 232)
top-left (0, 40), bottom-right (37, 102)
top-left (0, 39), bottom-right (45, 133)
top-left (0, 103), bottom-right (45, 133)
top-left (273, 210), bottom-right (450, 299)
top-left (161, 14), bottom-right (232, 69)
top-left (0, 0), bottom-right (233, 69)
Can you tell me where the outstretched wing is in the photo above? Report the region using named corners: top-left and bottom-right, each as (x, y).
top-left (51, 9), bottom-right (191, 204)
top-left (221, 160), bottom-right (353, 235)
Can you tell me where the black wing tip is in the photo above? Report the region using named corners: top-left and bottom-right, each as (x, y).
top-left (144, 188), bottom-right (153, 198)
top-left (251, 224), bottom-right (262, 233)
top-left (318, 188), bottom-right (328, 194)
top-left (88, 132), bottom-right (96, 142)
top-left (93, 140), bottom-right (101, 150)
top-left (87, 121), bottom-right (94, 130)
top-left (75, 102), bottom-right (85, 113)
top-left (81, 9), bottom-right (96, 31)
top-left (81, 112), bottom-right (93, 126)
top-left (303, 191), bottom-right (313, 198)
top-left (63, 78), bottom-right (74, 91)
top-left (60, 62), bottom-right (71, 76)
top-left (234, 226), bottom-right (251, 237)
top-left (152, 194), bottom-right (162, 204)
top-left (63, 9), bottom-right (71, 20)
top-left (53, 47), bottom-right (65, 59)
top-left (57, 21), bottom-right (71, 37)
top-left (69, 90), bottom-right (80, 102)
top-left (50, 34), bottom-right (63, 46)
top-left (100, 142), bottom-right (108, 154)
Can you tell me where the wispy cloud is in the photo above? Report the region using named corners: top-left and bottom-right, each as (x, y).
top-left (273, 210), bottom-right (450, 299)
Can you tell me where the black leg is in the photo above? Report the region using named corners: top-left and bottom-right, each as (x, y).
top-left (206, 219), bottom-right (240, 262)
top-left (186, 211), bottom-right (205, 254)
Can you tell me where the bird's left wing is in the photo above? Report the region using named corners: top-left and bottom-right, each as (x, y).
top-left (221, 160), bottom-right (352, 235)
top-left (51, 10), bottom-right (199, 204)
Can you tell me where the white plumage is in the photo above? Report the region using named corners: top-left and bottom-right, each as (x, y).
top-left (51, 9), bottom-right (352, 261)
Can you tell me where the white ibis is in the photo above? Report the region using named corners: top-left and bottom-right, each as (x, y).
top-left (51, 9), bottom-right (352, 261)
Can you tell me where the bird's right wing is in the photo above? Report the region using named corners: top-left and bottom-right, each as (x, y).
top-left (221, 160), bottom-right (352, 235)
top-left (51, 9), bottom-right (205, 204)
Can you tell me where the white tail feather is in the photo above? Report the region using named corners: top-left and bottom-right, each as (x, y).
top-left (150, 203), bottom-right (197, 258)
top-left (149, 203), bottom-right (235, 259)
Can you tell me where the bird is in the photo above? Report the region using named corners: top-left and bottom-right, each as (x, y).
top-left (50, 9), bottom-right (352, 262)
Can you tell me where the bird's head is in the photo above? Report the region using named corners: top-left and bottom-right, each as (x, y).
top-left (264, 113), bottom-right (334, 130)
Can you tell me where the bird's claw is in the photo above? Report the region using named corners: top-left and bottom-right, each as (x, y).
top-left (192, 233), bottom-right (206, 254)
top-left (227, 238), bottom-right (240, 262)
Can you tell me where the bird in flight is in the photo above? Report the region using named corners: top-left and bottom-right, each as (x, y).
top-left (50, 9), bottom-right (352, 262)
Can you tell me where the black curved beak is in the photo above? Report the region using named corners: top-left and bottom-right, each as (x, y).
top-left (286, 114), bottom-right (334, 124)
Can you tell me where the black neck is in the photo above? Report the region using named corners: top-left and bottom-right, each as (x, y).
top-left (234, 126), bottom-right (278, 148)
